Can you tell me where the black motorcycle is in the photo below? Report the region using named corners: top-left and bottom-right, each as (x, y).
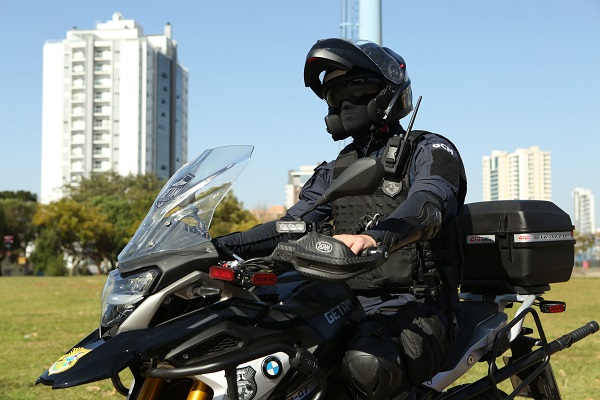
top-left (37, 145), bottom-right (598, 399)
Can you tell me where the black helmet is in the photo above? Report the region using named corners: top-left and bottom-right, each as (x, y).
top-left (304, 38), bottom-right (413, 128)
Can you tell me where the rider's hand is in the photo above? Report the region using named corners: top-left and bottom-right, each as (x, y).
top-left (333, 234), bottom-right (377, 255)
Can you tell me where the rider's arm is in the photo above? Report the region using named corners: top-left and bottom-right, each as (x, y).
top-left (212, 161), bottom-right (334, 259)
top-left (363, 135), bottom-right (465, 252)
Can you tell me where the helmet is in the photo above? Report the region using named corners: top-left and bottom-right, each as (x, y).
top-left (304, 38), bottom-right (413, 131)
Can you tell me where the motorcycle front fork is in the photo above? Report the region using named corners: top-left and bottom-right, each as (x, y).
top-left (136, 377), bottom-right (213, 400)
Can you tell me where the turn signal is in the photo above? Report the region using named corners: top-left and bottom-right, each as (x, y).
top-left (251, 273), bottom-right (277, 286)
top-left (539, 300), bottom-right (566, 313)
top-left (209, 266), bottom-right (236, 281)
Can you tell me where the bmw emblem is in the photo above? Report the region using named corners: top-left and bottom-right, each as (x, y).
top-left (261, 356), bottom-right (283, 379)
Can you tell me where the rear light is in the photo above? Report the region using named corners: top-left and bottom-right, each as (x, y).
top-left (251, 273), bottom-right (277, 286)
top-left (539, 300), bottom-right (566, 313)
top-left (209, 266), bottom-right (236, 281)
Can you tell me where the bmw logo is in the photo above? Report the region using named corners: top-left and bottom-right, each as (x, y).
top-left (261, 356), bottom-right (283, 379)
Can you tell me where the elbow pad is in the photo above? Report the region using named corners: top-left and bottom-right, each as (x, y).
top-left (368, 191), bottom-right (443, 251)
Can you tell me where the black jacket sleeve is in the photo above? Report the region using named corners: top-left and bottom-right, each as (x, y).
top-left (212, 220), bottom-right (295, 259)
top-left (364, 191), bottom-right (443, 251)
top-left (364, 133), bottom-right (466, 251)
top-left (212, 161), bottom-right (334, 260)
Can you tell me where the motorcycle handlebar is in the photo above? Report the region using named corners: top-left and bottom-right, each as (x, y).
top-left (551, 320), bottom-right (599, 352)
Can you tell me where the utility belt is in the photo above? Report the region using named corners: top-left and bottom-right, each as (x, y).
top-left (416, 243), bottom-right (460, 310)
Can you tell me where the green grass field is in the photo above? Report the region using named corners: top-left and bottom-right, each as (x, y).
top-left (0, 275), bottom-right (598, 400)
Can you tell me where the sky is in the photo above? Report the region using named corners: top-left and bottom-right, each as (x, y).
top-left (1, 1), bottom-right (599, 227)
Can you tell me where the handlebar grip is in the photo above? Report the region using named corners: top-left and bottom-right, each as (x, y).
top-left (554, 320), bottom-right (599, 351)
top-left (360, 247), bottom-right (380, 257)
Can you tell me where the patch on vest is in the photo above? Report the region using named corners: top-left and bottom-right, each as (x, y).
top-left (430, 148), bottom-right (459, 188)
top-left (383, 179), bottom-right (403, 197)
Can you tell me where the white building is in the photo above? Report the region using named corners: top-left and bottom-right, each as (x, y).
top-left (573, 188), bottom-right (596, 234)
top-left (41, 13), bottom-right (188, 203)
top-left (285, 165), bottom-right (317, 209)
top-left (482, 146), bottom-right (551, 201)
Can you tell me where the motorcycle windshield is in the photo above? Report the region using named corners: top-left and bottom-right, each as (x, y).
top-left (118, 145), bottom-right (253, 264)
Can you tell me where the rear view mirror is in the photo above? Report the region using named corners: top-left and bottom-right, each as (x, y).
top-left (298, 157), bottom-right (383, 219)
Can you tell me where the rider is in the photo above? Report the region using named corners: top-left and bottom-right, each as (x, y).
top-left (213, 38), bottom-right (467, 399)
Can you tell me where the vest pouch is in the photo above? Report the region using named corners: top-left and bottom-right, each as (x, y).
top-left (347, 244), bottom-right (417, 291)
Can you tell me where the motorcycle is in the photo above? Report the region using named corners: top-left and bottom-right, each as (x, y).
top-left (37, 145), bottom-right (598, 400)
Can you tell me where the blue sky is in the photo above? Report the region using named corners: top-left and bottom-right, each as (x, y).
top-left (1, 1), bottom-right (599, 227)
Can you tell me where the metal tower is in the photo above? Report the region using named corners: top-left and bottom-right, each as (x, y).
top-left (341, 0), bottom-right (382, 44)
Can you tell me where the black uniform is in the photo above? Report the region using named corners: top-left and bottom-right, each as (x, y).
top-left (214, 124), bottom-right (467, 399)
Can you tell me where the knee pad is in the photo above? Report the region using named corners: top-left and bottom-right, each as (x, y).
top-left (342, 348), bottom-right (403, 400)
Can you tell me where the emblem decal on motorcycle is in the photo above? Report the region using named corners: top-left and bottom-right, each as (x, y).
top-left (315, 241), bottom-right (333, 253)
top-left (237, 366), bottom-right (257, 400)
top-left (48, 347), bottom-right (92, 375)
top-left (155, 172), bottom-right (195, 210)
top-left (261, 356), bottom-right (283, 379)
top-left (324, 298), bottom-right (355, 324)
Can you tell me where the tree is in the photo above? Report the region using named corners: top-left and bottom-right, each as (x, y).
top-left (64, 172), bottom-right (165, 260)
top-left (209, 192), bottom-right (260, 237)
top-left (0, 190), bottom-right (37, 202)
top-left (30, 227), bottom-right (64, 276)
top-left (33, 199), bottom-right (117, 275)
top-left (0, 194), bottom-right (38, 276)
top-left (29, 173), bottom-right (259, 275)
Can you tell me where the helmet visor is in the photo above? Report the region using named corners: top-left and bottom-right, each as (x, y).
top-left (324, 77), bottom-right (383, 108)
top-left (355, 40), bottom-right (405, 85)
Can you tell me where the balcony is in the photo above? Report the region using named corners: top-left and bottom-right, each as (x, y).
top-left (94, 63), bottom-right (111, 75)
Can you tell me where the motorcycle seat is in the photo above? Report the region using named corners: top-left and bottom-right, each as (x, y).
top-left (442, 301), bottom-right (500, 371)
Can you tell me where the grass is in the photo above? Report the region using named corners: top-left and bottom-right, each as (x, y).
top-left (0, 276), bottom-right (124, 400)
top-left (0, 275), bottom-right (598, 399)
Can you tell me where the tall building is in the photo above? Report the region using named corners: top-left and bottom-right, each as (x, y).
top-left (482, 146), bottom-right (551, 201)
top-left (41, 13), bottom-right (188, 203)
top-left (573, 188), bottom-right (596, 234)
top-left (285, 165), bottom-right (317, 209)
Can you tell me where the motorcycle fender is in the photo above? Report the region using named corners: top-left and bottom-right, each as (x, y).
top-left (36, 329), bottom-right (136, 389)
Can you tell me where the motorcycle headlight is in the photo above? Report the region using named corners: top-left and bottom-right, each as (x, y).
top-left (100, 268), bottom-right (159, 329)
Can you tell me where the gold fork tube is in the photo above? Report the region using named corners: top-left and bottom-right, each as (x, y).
top-left (137, 377), bottom-right (166, 399)
top-left (186, 379), bottom-right (214, 400)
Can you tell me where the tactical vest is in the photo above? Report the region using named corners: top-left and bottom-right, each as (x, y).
top-left (331, 131), bottom-right (463, 306)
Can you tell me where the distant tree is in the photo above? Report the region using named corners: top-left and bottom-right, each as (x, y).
top-left (29, 174), bottom-right (260, 274)
top-left (30, 227), bottom-right (65, 276)
top-left (0, 190), bottom-right (37, 202)
top-left (574, 231), bottom-right (595, 253)
top-left (32, 199), bottom-right (117, 275)
top-left (209, 192), bottom-right (260, 238)
top-left (65, 172), bottom-right (165, 254)
top-left (0, 195), bottom-right (37, 276)
top-left (28, 172), bottom-right (164, 274)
